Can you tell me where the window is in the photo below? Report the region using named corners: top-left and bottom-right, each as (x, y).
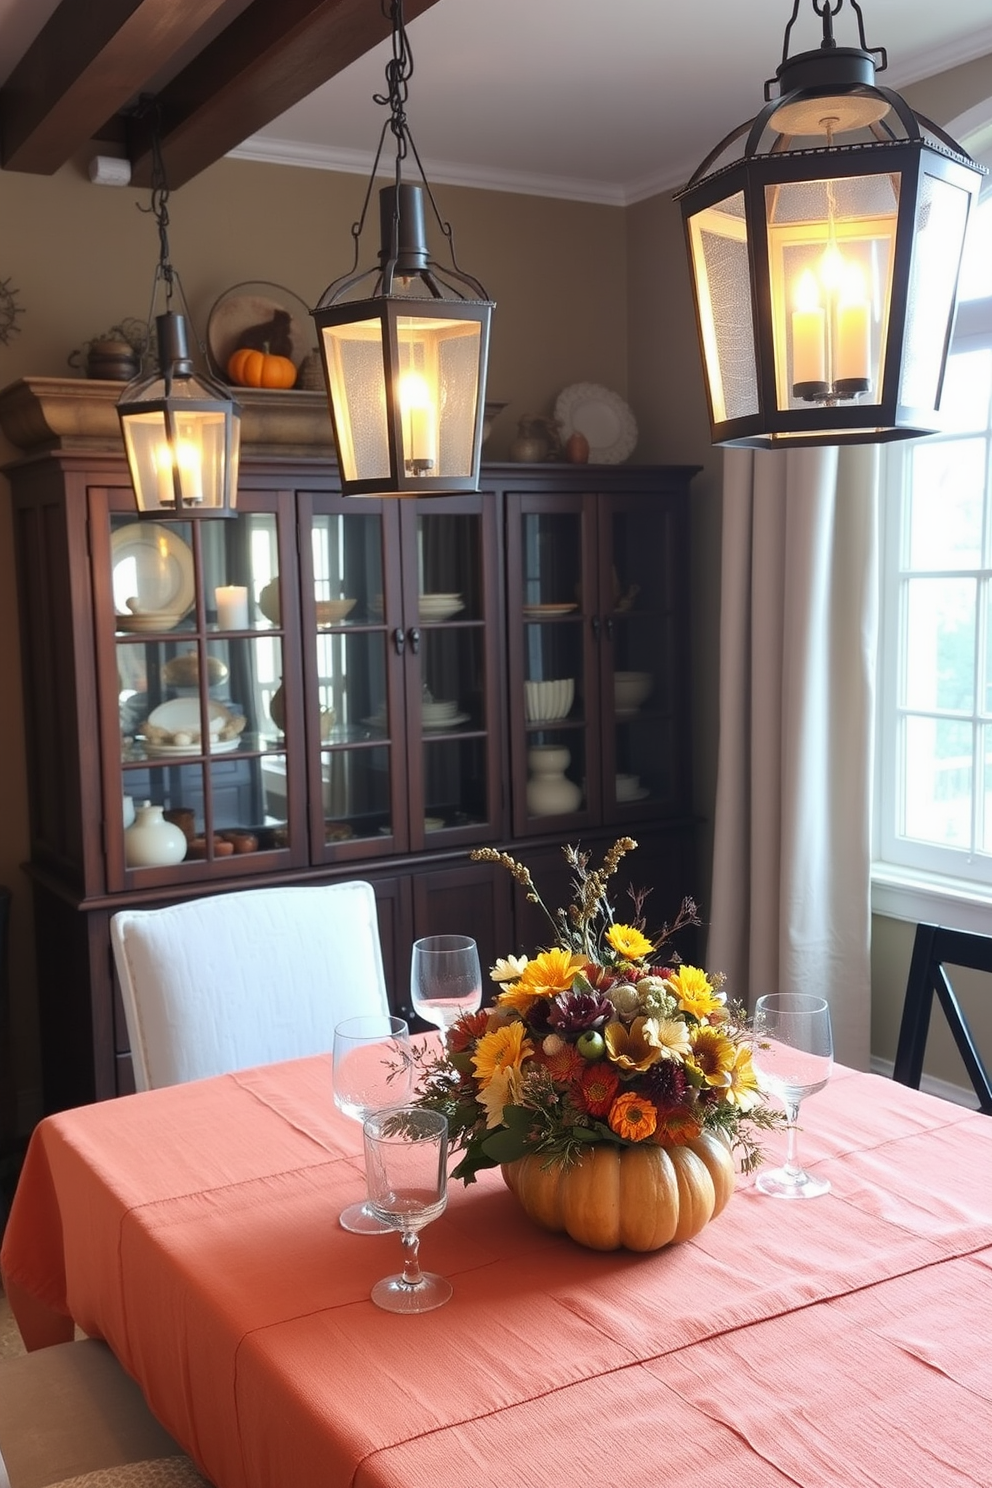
top-left (875, 192), bottom-right (992, 924)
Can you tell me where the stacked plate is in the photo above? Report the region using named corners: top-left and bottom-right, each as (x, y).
top-left (616, 772), bottom-right (649, 802)
top-left (422, 698), bottom-right (468, 730)
top-left (419, 592), bottom-right (464, 623)
top-left (525, 678), bottom-right (574, 722)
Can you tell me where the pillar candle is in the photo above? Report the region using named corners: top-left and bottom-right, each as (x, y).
top-left (835, 298), bottom-right (871, 383)
top-left (215, 585), bottom-right (249, 630)
top-left (792, 269), bottom-right (826, 385)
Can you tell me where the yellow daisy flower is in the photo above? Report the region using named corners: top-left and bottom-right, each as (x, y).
top-left (605, 923), bottom-right (654, 961)
top-left (472, 1021), bottom-right (534, 1088)
top-left (686, 1024), bottom-right (737, 1089)
top-left (496, 948), bottom-right (587, 1015)
top-left (476, 1065), bottom-right (525, 1129)
top-left (666, 964), bottom-right (726, 1020)
top-left (723, 1044), bottom-right (762, 1110)
top-left (490, 954), bottom-right (529, 984)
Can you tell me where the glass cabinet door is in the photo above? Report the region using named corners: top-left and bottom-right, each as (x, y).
top-left (306, 504), bottom-right (398, 853)
top-left (106, 498), bottom-right (306, 885)
top-left (410, 500), bottom-right (500, 843)
top-left (507, 493), bottom-right (599, 835)
top-left (601, 492), bottom-right (688, 819)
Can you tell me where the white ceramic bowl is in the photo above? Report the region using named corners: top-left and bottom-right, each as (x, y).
top-left (616, 772), bottom-right (642, 801)
top-left (614, 670), bottom-right (654, 711)
top-left (525, 677), bottom-right (574, 722)
top-left (315, 597), bottom-right (356, 625)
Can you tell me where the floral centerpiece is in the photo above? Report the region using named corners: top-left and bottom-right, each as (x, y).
top-left (413, 838), bottom-right (782, 1251)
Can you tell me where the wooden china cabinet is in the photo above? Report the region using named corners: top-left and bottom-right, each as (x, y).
top-left (1, 377), bottom-right (700, 1112)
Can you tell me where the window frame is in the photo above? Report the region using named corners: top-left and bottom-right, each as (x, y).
top-left (873, 202), bottom-right (992, 930)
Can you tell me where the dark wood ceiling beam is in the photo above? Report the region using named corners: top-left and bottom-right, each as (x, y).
top-left (128, 0), bottom-right (440, 190)
top-left (0, 0), bottom-right (234, 174)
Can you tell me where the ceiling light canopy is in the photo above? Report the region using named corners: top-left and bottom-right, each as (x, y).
top-left (676, 0), bottom-right (987, 449)
top-left (311, 0), bottom-right (494, 498)
top-left (117, 112), bottom-right (241, 517)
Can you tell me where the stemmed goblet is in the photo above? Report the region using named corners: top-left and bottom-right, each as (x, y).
top-left (332, 1014), bottom-right (413, 1234)
top-left (751, 992), bottom-right (834, 1199)
top-left (410, 934), bottom-right (482, 1032)
top-left (363, 1107), bottom-right (451, 1313)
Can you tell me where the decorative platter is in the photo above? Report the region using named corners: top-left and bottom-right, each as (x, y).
top-left (144, 738), bottom-right (241, 758)
top-left (206, 281), bottom-right (314, 382)
top-left (112, 523), bottom-right (195, 620)
top-left (554, 383), bottom-right (637, 464)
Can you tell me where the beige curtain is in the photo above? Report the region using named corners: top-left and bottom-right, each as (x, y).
top-left (707, 445), bottom-right (878, 1068)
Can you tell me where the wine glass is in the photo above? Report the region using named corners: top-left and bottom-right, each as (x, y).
top-left (410, 934), bottom-right (482, 1032)
top-left (751, 992), bottom-right (834, 1199)
top-left (363, 1106), bottom-right (451, 1313)
top-left (332, 1014), bottom-right (414, 1234)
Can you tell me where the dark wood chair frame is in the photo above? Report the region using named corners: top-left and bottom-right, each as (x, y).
top-left (892, 922), bottom-right (992, 1115)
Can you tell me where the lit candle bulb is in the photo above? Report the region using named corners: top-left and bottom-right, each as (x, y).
top-left (791, 269), bottom-right (827, 391)
top-left (399, 371), bottom-right (437, 469)
top-left (835, 262), bottom-right (871, 389)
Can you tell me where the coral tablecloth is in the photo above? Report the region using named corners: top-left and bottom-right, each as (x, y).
top-left (3, 1060), bottom-right (991, 1488)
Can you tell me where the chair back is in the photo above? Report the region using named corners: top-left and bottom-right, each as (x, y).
top-left (111, 881), bottom-right (389, 1091)
top-left (892, 922), bottom-right (992, 1114)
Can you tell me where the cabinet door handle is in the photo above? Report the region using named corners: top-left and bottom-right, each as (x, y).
top-left (408, 626), bottom-right (421, 654)
top-left (591, 616), bottom-right (601, 642)
top-left (394, 627), bottom-right (406, 655)
top-left (605, 617), bottom-right (614, 642)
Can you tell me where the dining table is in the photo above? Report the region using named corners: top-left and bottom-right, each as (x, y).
top-left (2, 1055), bottom-right (991, 1488)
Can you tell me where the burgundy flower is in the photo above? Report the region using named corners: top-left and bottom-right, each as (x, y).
top-left (641, 1057), bottom-right (689, 1111)
top-left (547, 989), bottom-right (615, 1034)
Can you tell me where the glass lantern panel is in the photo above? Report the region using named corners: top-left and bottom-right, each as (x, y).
top-left (121, 401), bottom-right (236, 516)
top-left (901, 172), bottom-right (973, 414)
top-left (321, 318), bottom-right (390, 481)
top-left (685, 189), bottom-right (759, 423)
top-left (397, 315), bottom-right (481, 478)
top-left (765, 172), bottom-right (898, 412)
top-left (312, 510), bottom-right (382, 625)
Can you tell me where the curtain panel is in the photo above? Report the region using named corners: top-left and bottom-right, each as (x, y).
top-left (707, 445), bottom-right (879, 1068)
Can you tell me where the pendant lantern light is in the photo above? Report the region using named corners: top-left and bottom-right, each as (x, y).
top-left (312, 0), bottom-right (494, 497)
top-left (118, 111), bottom-right (241, 517)
top-left (676, 0), bottom-right (986, 449)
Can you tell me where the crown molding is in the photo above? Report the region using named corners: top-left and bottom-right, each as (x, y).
top-left (227, 135), bottom-right (629, 207)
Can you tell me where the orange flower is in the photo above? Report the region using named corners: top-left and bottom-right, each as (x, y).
top-left (446, 1010), bottom-right (491, 1054)
top-left (652, 1109), bottom-right (704, 1146)
top-left (497, 948), bottom-right (587, 1015)
top-left (536, 1040), bottom-right (586, 1085)
top-left (608, 1090), bottom-right (658, 1141)
top-left (577, 1061), bottom-right (620, 1117)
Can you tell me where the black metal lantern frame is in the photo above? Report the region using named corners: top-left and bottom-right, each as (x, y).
top-left (676, 0), bottom-right (986, 449)
top-left (117, 111), bottom-right (241, 517)
top-left (311, 0), bottom-right (494, 498)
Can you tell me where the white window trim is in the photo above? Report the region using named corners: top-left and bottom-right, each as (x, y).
top-left (872, 174), bottom-right (992, 932)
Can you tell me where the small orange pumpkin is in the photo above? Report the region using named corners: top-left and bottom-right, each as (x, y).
top-left (501, 1129), bottom-right (735, 1252)
top-left (227, 345), bottom-right (297, 389)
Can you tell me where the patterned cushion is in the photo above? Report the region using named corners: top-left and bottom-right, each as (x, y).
top-left (46, 1460), bottom-right (210, 1488)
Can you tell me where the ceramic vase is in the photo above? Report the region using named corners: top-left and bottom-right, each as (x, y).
top-left (124, 803), bottom-right (187, 868)
top-left (526, 745), bottom-right (581, 816)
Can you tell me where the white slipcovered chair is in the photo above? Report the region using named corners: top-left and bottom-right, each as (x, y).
top-left (110, 881), bottom-right (389, 1091)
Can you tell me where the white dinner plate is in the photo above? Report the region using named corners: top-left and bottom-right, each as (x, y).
top-left (144, 738), bottom-right (241, 758)
top-left (523, 603), bottom-right (578, 617)
top-left (617, 785), bottom-right (650, 802)
top-left (554, 383), bottom-right (638, 464)
top-left (423, 712), bottom-right (470, 731)
top-left (112, 523), bottom-right (195, 619)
